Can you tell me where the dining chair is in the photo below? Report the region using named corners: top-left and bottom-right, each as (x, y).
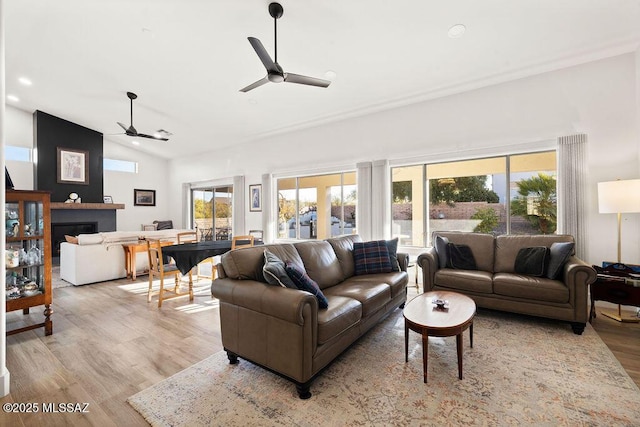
top-left (231, 235), bottom-right (255, 250)
top-left (146, 239), bottom-right (193, 308)
top-left (177, 231), bottom-right (216, 281)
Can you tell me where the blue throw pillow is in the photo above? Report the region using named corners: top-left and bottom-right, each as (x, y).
top-left (385, 237), bottom-right (400, 272)
top-left (546, 242), bottom-right (574, 279)
top-left (284, 262), bottom-right (329, 309)
top-left (263, 250), bottom-right (297, 289)
top-left (434, 235), bottom-right (449, 268)
top-left (353, 240), bottom-right (393, 275)
top-left (514, 246), bottom-right (550, 277)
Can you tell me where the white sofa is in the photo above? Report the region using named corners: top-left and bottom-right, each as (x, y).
top-left (60, 230), bottom-right (188, 286)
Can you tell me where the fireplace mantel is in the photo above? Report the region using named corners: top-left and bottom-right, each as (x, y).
top-left (51, 202), bottom-right (125, 210)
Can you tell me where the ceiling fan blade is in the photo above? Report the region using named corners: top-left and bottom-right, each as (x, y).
top-left (136, 133), bottom-right (169, 141)
top-left (284, 73), bottom-right (331, 88)
top-left (248, 37), bottom-right (278, 73)
top-left (239, 76), bottom-right (270, 93)
top-left (117, 121), bottom-right (129, 132)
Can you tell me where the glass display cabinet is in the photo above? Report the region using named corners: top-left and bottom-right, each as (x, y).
top-left (5, 190), bottom-right (52, 336)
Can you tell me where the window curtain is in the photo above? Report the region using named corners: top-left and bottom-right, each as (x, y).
top-left (371, 159), bottom-right (390, 240)
top-left (557, 133), bottom-right (588, 259)
top-left (232, 175), bottom-right (245, 237)
top-left (356, 162), bottom-right (372, 241)
top-left (261, 173), bottom-right (272, 243)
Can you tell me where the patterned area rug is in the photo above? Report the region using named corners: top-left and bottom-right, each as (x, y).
top-left (128, 309), bottom-right (640, 426)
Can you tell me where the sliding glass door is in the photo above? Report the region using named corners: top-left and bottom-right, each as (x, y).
top-left (191, 186), bottom-right (233, 241)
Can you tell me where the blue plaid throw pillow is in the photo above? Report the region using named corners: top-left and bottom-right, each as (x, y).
top-left (284, 262), bottom-right (329, 309)
top-left (353, 240), bottom-right (392, 275)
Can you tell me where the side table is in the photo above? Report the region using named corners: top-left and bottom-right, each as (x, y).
top-left (590, 268), bottom-right (640, 323)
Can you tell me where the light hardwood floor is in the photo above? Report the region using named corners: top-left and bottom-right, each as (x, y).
top-left (2, 272), bottom-right (639, 426)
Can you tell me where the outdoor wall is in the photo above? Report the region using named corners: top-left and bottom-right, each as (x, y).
top-left (168, 53), bottom-right (640, 266)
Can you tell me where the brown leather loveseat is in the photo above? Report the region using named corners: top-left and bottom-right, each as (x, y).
top-left (211, 235), bottom-right (408, 398)
top-left (418, 232), bottom-right (596, 335)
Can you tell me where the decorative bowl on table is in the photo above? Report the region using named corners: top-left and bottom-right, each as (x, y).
top-left (432, 298), bottom-right (449, 309)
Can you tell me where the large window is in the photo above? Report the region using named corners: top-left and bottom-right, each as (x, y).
top-left (192, 186), bottom-right (233, 241)
top-left (392, 151), bottom-right (556, 246)
top-left (277, 172), bottom-right (356, 240)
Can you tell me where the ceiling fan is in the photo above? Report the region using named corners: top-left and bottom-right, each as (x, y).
top-left (240, 2), bottom-right (331, 93)
top-left (117, 92), bottom-right (170, 141)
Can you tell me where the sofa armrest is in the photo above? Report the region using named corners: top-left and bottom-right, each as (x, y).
top-left (417, 248), bottom-right (438, 293)
top-left (212, 278), bottom-right (318, 325)
top-left (561, 257), bottom-right (597, 322)
top-left (397, 252), bottom-right (409, 272)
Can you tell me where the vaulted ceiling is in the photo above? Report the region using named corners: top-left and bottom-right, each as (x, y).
top-left (6, 1), bottom-right (640, 159)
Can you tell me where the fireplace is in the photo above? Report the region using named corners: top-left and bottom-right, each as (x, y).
top-left (51, 222), bottom-right (98, 257)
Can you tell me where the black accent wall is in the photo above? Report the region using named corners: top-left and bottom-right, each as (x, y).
top-left (33, 110), bottom-right (104, 202)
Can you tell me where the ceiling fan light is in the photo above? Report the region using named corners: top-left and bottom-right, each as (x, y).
top-left (448, 24), bottom-right (466, 38)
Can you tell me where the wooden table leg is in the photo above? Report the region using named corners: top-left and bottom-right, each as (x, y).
top-left (470, 322), bottom-right (474, 348)
top-left (131, 249), bottom-right (137, 280)
top-left (456, 333), bottom-right (463, 380)
top-left (404, 320), bottom-right (409, 363)
top-left (422, 333), bottom-right (429, 383)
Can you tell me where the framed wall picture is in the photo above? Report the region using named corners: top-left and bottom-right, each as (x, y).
top-left (134, 189), bottom-right (156, 206)
top-left (249, 184), bottom-right (262, 212)
top-left (57, 147), bottom-right (89, 185)
top-left (103, 195), bottom-right (113, 204)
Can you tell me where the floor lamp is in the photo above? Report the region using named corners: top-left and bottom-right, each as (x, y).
top-left (597, 178), bottom-right (640, 322)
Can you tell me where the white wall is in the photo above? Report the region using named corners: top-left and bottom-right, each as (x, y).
top-left (168, 53), bottom-right (640, 266)
top-left (4, 106), bottom-right (173, 231)
top-left (5, 106), bottom-right (33, 190)
top-left (103, 140), bottom-right (172, 231)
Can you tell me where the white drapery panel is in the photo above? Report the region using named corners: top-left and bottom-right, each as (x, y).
top-left (261, 173), bottom-right (273, 243)
top-left (356, 162), bottom-right (372, 241)
top-left (557, 133), bottom-right (588, 259)
top-left (232, 175), bottom-right (245, 236)
top-left (371, 160), bottom-right (390, 240)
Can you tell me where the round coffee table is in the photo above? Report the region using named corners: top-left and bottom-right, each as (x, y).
top-left (403, 291), bottom-right (476, 383)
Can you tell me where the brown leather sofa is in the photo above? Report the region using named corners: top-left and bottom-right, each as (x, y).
top-left (417, 232), bottom-right (596, 335)
top-left (211, 235), bottom-right (409, 398)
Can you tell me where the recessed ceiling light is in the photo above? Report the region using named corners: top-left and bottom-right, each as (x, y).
top-left (131, 140), bottom-right (140, 146)
top-left (18, 77), bottom-right (32, 86)
top-left (324, 70), bottom-right (337, 80)
top-left (448, 24), bottom-right (466, 38)
top-left (7, 94), bottom-right (19, 102)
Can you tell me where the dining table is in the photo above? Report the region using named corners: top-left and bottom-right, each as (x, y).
top-left (162, 240), bottom-right (235, 276)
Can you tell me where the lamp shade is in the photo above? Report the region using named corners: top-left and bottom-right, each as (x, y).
top-left (597, 179), bottom-right (640, 213)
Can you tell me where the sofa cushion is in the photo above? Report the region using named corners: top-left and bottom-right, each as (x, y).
top-left (341, 271), bottom-right (408, 299)
top-left (493, 272), bottom-right (569, 303)
top-left (547, 242), bottom-right (574, 279)
top-left (447, 243), bottom-right (477, 270)
top-left (263, 250), bottom-right (297, 289)
top-left (353, 241), bottom-right (392, 275)
top-left (77, 233), bottom-right (104, 245)
top-left (317, 296), bottom-right (362, 345)
top-left (294, 241), bottom-right (344, 289)
top-left (64, 235), bottom-right (79, 244)
top-left (434, 232), bottom-right (495, 272)
top-left (494, 234), bottom-right (574, 273)
top-left (434, 235), bottom-right (449, 268)
top-left (284, 262), bottom-right (329, 309)
top-left (434, 269), bottom-right (493, 294)
top-left (514, 247), bottom-right (550, 277)
top-left (324, 281), bottom-right (391, 317)
top-left (326, 234), bottom-right (362, 280)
